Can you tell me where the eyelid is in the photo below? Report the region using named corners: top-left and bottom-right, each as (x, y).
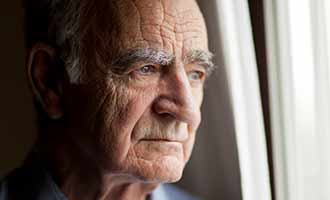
top-left (135, 61), bottom-right (162, 69)
top-left (129, 63), bottom-right (164, 78)
top-left (188, 70), bottom-right (205, 79)
top-left (138, 65), bottom-right (158, 74)
top-left (192, 62), bottom-right (210, 72)
top-left (186, 63), bottom-right (207, 74)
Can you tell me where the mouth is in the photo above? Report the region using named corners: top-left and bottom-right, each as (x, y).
top-left (140, 138), bottom-right (183, 143)
top-left (134, 130), bottom-right (189, 143)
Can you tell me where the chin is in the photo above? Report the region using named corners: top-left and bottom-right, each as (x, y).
top-left (152, 155), bottom-right (185, 182)
top-left (127, 154), bottom-right (186, 183)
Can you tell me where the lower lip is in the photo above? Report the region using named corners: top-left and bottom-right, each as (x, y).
top-left (139, 140), bottom-right (182, 150)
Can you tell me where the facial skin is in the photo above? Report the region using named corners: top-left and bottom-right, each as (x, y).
top-left (28, 0), bottom-right (213, 199)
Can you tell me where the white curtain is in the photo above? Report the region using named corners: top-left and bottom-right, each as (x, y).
top-left (264, 0), bottom-right (330, 199)
top-left (215, 0), bottom-right (272, 200)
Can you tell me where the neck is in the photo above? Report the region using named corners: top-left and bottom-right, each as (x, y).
top-left (60, 173), bottom-right (158, 200)
top-left (36, 130), bottom-right (159, 200)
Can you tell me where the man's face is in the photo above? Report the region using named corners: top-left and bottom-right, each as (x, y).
top-left (66, 0), bottom-right (211, 182)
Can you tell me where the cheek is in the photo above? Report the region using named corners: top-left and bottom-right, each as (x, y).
top-left (112, 88), bottom-right (157, 137)
top-left (98, 85), bottom-right (158, 161)
top-left (182, 131), bottom-right (197, 162)
top-left (193, 87), bottom-right (204, 107)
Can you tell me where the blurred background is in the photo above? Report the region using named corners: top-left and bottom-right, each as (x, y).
top-left (0, 0), bottom-right (37, 178)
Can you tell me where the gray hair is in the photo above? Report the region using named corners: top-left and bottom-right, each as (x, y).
top-left (24, 0), bottom-right (82, 83)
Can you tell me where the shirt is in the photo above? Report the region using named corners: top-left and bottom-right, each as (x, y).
top-left (0, 155), bottom-right (198, 200)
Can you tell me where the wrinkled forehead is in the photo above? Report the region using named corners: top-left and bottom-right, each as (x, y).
top-left (82, 0), bottom-right (208, 63)
top-left (117, 0), bottom-right (208, 55)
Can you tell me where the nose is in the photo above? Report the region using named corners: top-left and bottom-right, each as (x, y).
top-left (153, 67), bottom-right (201, 131)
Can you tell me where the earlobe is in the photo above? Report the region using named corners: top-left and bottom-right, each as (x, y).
top-left (27, 43), bottom-right (64, 119)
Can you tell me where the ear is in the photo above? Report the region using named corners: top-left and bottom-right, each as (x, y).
top-left (27, 43), bottom-right (65, 119)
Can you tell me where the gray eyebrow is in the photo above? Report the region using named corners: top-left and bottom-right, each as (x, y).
top-left (111, 48), bottom-right (174, 74)
top-left (111, 48), bottom-right (216, 76)
top-left (184, 49), bottom-right (216, 76)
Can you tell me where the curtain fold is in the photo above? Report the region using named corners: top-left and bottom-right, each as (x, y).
top-left (215, 0), bottom-right (272, 199)
top-left (264, 0), bottom-right (330, 199)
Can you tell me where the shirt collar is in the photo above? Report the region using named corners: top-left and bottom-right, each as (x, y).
top-left (149, 184), bottom-right (170, 200)
top-left (20, 152), bottom-right (166, 200)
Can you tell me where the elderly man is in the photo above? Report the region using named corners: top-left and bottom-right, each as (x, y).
top-left (0, 0), bottom-right (214, 199)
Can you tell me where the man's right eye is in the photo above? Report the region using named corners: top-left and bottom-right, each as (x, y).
top-left (136, 65), bottom-right (158, 75)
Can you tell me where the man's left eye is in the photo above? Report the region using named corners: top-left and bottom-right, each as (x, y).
top-left (188, 71), bottom-right (204, 81)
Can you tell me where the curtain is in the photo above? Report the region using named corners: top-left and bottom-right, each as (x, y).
top-left (265, 0), bottom-right (330, 199)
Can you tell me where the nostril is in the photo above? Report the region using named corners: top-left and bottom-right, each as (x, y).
top-left (153, 99), bottom-right (176, 122)
top-left (153, 96), bottom-right (199, 126)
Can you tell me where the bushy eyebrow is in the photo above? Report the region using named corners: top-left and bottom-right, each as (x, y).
top-left (184, 49), bottom-right (216, 76)
top-left (111, 48), bottom-right (215, 75)
top-left (111, 48), bottom-right (174, 74)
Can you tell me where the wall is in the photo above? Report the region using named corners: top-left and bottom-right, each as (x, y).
top-left (0, 0), bottom-right (37, 177)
